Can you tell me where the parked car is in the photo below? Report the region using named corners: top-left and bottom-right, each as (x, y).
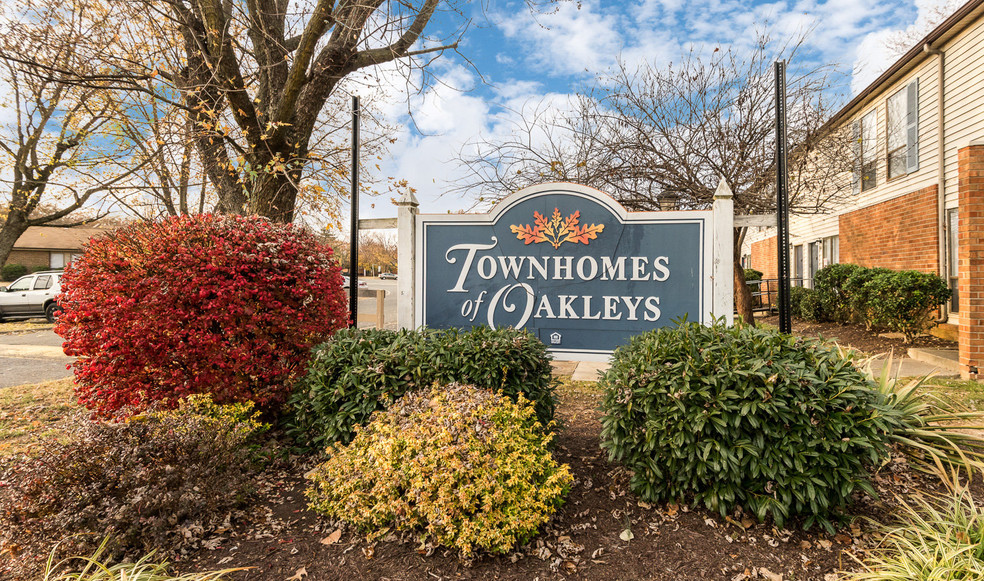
top-left (379, 272), bottom-right (398, 280)
top-left (341, 275), bottom-right (368, 289)
top-left (0, 271), bottom-right (63, 322)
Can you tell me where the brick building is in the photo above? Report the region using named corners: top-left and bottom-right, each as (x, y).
top-left (4, 227), bottom-right (109, 270)
top-left (745, 0), bottom-right (984, 379)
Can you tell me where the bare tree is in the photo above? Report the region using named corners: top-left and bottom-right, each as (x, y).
top-left (883, 0), bottom-right (964, 58)
top-left (89, 17), bottom-right (395, 227)
top-left (456, 35), bottom-right (856, 324)
top-left (104, 91), bottom-right (215, 220)
top-left (0, 0), bottom-right (153, 266)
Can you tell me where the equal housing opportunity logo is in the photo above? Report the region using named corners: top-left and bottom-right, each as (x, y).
top-left (417, 184), bottom-right (712, 358)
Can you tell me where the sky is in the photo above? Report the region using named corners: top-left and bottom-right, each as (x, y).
top-left (353, 0), bottom-right (960, 221)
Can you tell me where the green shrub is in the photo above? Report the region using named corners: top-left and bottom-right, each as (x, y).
top-left (284, 328), bottom-right (426, 450)
top-left (814, 263), bottom-right (863, 323)
top-left (285, 326), bottom-right (556, 451)
top-left (599, 320), bottom-right (889, 532)
top-left (1, 263), bottom-right (28, 281)
top-left (789, 286), bottom-right (823, 321)
top-left (866, 270), bottom-right (950, 343)
top-left (743, 268), bottom-right (763, 282)
top-left (844, 266), bottom-right (893, 329)
top-left (0, 396), bottom-right (267, 571)
top-left (306, 384), bottom-right (572, 556)
top-left (867, 358), bottom-right (984, 476)
top-left (789, 285), bottom-right (806, 315)
top-left (844, 486), bottom-right (984, 580)
top-left (428, 326), bottom-right (556, 428)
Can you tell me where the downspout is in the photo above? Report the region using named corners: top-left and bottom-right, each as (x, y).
top-left (924, 43), bottom-right (948, 323)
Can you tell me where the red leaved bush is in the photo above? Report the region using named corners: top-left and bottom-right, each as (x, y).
top-left (55, 214), bottom-right (347, 415)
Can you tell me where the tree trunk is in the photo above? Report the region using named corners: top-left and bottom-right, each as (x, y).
top-left (733, 228), bottom-right (755, 326)
top-left (0, 212), bottom-right (30, 269)
top-left (250, 170), bottom-right (299, 223)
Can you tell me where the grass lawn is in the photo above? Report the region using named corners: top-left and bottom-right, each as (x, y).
top-left (0, 378), bottom-right (77, 457)
top-left (0, 319), bottom-right (54, 334)
top-left (917, 377), bottom-right (984, 410)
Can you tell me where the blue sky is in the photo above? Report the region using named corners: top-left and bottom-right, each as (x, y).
top-left (356, 0), bottom-right (958, 220)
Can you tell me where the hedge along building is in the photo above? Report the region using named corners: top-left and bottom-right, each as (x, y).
top-left (743, 0), bottom-right (984, 380)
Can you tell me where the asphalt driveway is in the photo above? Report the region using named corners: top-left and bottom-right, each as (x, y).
top-left (0, 328), bottom-right (73, 388)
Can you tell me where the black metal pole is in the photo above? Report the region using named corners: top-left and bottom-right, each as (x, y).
top-left (775, 61), bottom-right (792, 334)
top-left (349, 96), bottom-right (360, 328)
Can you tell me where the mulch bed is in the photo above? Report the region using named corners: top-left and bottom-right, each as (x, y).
top-left (756, 314), bottom-right (957, 356)
top-left (181, 383), bottom-right (944, 581)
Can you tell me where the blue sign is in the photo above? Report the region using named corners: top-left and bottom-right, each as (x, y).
top-left (417, 184), bottom-right (713, 359)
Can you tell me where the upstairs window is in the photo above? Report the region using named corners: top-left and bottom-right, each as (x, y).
top-left (853, 111), bottom-right (878, 193)
top-left (887, 79), bottom-right (919, 179)
top-left (860, 110), bottom-right (878, 192)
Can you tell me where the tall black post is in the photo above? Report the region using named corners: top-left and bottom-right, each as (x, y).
top-left (775, 61), bottom-right (792, 334)
top-left (349, 96), bottom-right (360, 328)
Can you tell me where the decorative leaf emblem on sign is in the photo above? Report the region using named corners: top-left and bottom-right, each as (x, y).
top-left (510, 208), bottom-right (605, 249)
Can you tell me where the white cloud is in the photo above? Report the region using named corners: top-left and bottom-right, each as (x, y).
top-left (360, 63), bottom-right (497, 216)
top-left (357, 64), bottom-right (585, 218)
top-left (850, 28), bottom-right (898, 94)
top-left (848, 0), bottom-right (961, 94)
top-left (496, 0), bottom-right (623, 76)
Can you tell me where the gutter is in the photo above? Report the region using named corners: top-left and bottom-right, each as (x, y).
top-left (922, 44), bottom-right (949, 324)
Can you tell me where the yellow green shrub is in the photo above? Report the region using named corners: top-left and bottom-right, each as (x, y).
top-left (305, 384), bottom-right (572, 556)
top-left (149, 394), bottom-right (269, 440)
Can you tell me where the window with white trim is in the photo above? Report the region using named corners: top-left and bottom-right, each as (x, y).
top-left (821, 235), bottom-right (839, 267)
top-left (886, 80), bottom-right (919, 179)
top-left (49, 252), bottom-right (80, 269)
top-left (860, 110), bottom-right (878, 191)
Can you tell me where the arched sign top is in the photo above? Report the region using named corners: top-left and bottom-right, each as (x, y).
top-left (474, 182), bottom-right (702, 224)
top-left (488, 183), bottom-right (628, 222)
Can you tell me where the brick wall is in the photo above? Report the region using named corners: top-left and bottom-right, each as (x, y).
top-left (749, 236), bottom-right (778, 280)
top-left (749, 236), bottom-right (778, 306)
top-left (959, 142), bottom-right (984, 380)
top-left (4, 250), bottom-right (50, 270)
top-left (838, 185), bottom-right (940, 273)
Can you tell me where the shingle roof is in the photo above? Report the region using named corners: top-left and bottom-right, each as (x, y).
top-left (14, 227), bottom-right (111, 251)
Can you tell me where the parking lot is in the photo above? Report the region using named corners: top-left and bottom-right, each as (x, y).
top-left (355, 278), bottom-right (399, 329)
